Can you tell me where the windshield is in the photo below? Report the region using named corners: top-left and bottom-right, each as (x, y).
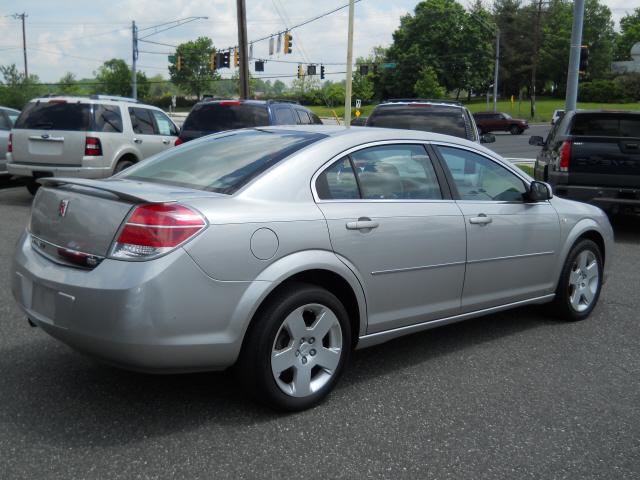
top-left (121, 129), bottom-right (326, 194)
top-left (182, 103), bottom-right (270, 133)
top-left (368, 105), bottom-right (467, 139)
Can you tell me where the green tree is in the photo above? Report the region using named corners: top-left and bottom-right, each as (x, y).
top-left (272, 80), bottom-right (286, 96)
top-left (0, 64), bottom-right (44, 109)
top-left (58, 72), bottom-right (82, 95)
top-left (168, 37), bottom-right (219, 99)
top-left (414, 66), bottom-right (446, 97)
top-left (582, 0), bottom-right (615, 80)
top-left (94, 58), bottom-right (149, 98)
top-left (615, 7), bottom-right (640, 61)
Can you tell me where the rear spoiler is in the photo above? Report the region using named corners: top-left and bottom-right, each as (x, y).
top-left (38, 177), bottom-right (178, 204)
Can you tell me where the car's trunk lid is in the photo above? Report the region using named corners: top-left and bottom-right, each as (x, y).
top-left (569, 136), bottom-right (640, 188)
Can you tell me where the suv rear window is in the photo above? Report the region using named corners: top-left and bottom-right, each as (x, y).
top-left (368, 105), bottom-right (468, 139)
top-left (182, 103), bottom-right (269, 133)
top-left (121, 129), bottom-right (326, 195)
top-left (570, 114), bottom-right (640, 137)
top-left (14, 101), bottom-right (123, 132)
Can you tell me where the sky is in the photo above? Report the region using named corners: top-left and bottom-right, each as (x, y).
top-left (0, 0), bottom-right (636, 85)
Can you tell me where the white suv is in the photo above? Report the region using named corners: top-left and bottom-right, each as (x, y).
top-left (7, 95), bottom-right (179, 194)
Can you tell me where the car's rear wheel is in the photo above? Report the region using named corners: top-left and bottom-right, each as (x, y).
top-left (552, 239), bottom-right (603, 321)
top-left (237, 282), bottom-right (351, 411)
top-left (510, 125), bottom-right (523, 135)
top-left (114, 158), bottom-right (136, 174)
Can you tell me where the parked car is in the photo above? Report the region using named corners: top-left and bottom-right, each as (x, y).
top-left (365, 99), bottom-right (495, 144)
top-left (551, 109), bottom-right (565, 125)
top-left (530, 110), bottom-right (640, 215)
top-left (12, 126), bottom-right (612, 411)
top-left (0, 106), bottom-right (20, 175)
top-left (473, 111), bottom-right (529, 135)
top-left (176, 99), bottom-right (322, 144)
top-left (7, 95), bottom-right (179, 194)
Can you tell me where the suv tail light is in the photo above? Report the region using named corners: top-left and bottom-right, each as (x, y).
top-left (111, 203), bottom-right (206, 260)
top-left (7, 133), bottom-right (12, 153)
top-left (85, 136), bottom-right (103, 156)
top-left (175, 137), bottom-right (185, 146)
top-left (559, 140), bottom-right (572, 172)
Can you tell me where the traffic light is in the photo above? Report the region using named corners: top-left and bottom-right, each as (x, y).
top-left (209, 51), bottom-right (216, 72)
top-left (255, 61), bottom-right (264, 72)
top-left (297, 64), bottom-right (303, 79)
top-left (579, 45), bottom-right (589, 76)
top-left (359, 65), bottom-right (369, 76)
top-left (307, 64), bottom-right (316, 76)
top-left (320, 65), bottom-right (325, 80)
top-left (283, 31), bottom-right (293, 55)
top-left (234, 48), bottom-right (239, 68)
top-left (176, 55), bottom-right (182, 71)
top-left (222, 50), bottom-right (230, 68)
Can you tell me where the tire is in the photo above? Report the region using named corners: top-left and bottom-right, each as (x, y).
top-left (26, 180), bottom-right (40, 196)
top-left (552, 239), bottom-right (603, 321)
top-left (237, 282), bottom-right (351, 411)
top-left (510, 125), bottom-right (522, 135)
top-left (114, 158), bottom-right (135, 174)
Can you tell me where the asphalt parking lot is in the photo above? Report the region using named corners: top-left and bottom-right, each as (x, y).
top-left (0, 181), bottom-right (639, 479)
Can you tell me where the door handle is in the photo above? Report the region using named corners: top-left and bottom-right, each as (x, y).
top-left (162, 138), bottom-right (171, 145)
top-left (346, 218), bottom-right (379, 231)
top-left (469, 214), bottom-right (492, 225)
top-left (133, 137), bottom-right (142, 144)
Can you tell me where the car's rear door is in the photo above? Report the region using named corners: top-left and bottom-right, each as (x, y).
top-left (434, 144), bottom-right (561, 311)
top-left (0, 110), bottom-right (10, 165)
top-left (315, 142), bottom-right (466, 334)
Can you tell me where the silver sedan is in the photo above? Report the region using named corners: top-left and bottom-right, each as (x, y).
top-left (11, 126), bottom-right (613, 411)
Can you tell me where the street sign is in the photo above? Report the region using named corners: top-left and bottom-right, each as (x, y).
top-left (383, 62), bottom-right (397, 69)
top-left (355, 99), bottom-right (362, 109)
top-left (168, 55), bottom-right (176, 63)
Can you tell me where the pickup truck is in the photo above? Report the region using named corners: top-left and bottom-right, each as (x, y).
top-left (530, 110), bottom-right (640, 215)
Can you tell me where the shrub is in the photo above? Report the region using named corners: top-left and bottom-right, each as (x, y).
top-left (578, 80), bottom-right (630, 103)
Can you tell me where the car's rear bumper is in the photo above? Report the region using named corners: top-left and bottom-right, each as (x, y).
top-left (7, 162), bottom-right (112, 179)
top-left (11, 231), bottom-right (259, 373)
top-left (553, 184), bottom-right (640, 213)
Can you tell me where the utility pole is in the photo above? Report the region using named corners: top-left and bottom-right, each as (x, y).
top-left (344, 0), bottom-right (355, 127)
top-left (12, 13), bottom-right (28, 77)
top-left (530, 0), bottom-right (545, 119)
top-left (131, 21), bottom-right (138, 99)
top-left (493, 28), bottom-right (500, 113)
top-left (565, 0), bottom-right (585, 112)
top-left (236, 0), bottom-right (250, 99)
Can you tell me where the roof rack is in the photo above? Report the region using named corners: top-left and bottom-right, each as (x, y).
top-left (266, 99), bottom-right (300, 105)
top-left (89, 94), bottom-right (139, 103)
top-left (383, 98), bottom-right (462, 106)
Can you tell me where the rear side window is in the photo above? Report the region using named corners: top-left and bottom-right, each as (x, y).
top-left (0, 112), bottom-right (10, 130)
top-left (316, 157), bottom-right (360, 200)
top-left (368, 105), bottom-right (468, 139)
top-left (273, 106), bottom-right (297, 125)
top-left (121, 129), bottom-right (326, 195)
top-left (14, 102), bottom-right (92, 131)
top-left (129, 107), bottom-right (155, 135)
top-left (93, 105), bottom-right (123, 133)
top-left (571, 114), bottom-right (640, 137)
top-left (295, 109), bottom-right (311, 125)
top-left (7, 111), bottom-right (18, 126)
top-left (182, 103), bottom-right (269, 132)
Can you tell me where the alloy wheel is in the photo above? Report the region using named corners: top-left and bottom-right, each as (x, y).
top-left (567, 250), bottom-right (600, 313)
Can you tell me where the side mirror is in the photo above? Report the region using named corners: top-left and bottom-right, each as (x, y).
top-left (529, 135), bottom-right (544, 146)
top-left (528, 181), bottom-right (553, 202)
top-left (480, 133), bottom-right (495, 144)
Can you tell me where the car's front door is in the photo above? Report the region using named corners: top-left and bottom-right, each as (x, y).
top-left (435, 144), bottom-right (561, 311)
top-left (128, 107), bottom-right (165, 159)
top-left (315, 143), bottom-right (467, 334)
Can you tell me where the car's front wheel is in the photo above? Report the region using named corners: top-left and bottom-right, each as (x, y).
top-left (238, 283), bottom-right (351, 411)
top-left (510, 125), bottom-right (523, 135)
top-left (553, 239), bottom-right (603, 321)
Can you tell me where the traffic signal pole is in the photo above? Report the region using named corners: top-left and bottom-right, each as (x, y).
top-left (237, 0), bottom-right (250, 99)
top-left (493, 28), bottom-right (500, 113)
top-left (131, 21), bottom-right (138, 99)
top-left (343, 0), bottom-right (355, 127)
top-left (565, 0), bottom-right (584, 112)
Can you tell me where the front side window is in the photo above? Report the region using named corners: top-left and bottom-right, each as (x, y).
top-left (151, 110), bottom-right (177, 136)
top-left (315, 144), bottom-right (443, 201)
top-left (129, 107), bottom-right (155, 135)
top-left (438, 146), bottom-right (527, 202)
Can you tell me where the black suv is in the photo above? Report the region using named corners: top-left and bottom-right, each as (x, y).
top-left (176, 99), bottom-right (322, 144)
top-left (365, 99), bottom-right (494, 144)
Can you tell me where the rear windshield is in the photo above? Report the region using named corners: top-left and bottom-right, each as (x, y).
top-left (121, 129), bottom-right (326, 194)
top-left (570, 114), bottom-right (640, 137)
top-left (182, 103), bottom-right (269, 133)
top-left (368, 105), bottom-right (467, 139)
top-left (14, 101), bottom-right (123, 132)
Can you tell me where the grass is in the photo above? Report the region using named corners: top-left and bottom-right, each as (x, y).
top-left (309, 98), bottom-right (640, 123)
top-left (516, 164), bottom-right (535, 176)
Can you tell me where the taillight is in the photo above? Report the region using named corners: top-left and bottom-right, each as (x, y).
top-left (111, 203), bottom-right (206, 260)
top-left (84, 136), bottom-right (103, 156)
top-left (174, 137), bottom-right (185, 146)
top-left (7, 133), bottom-right (12, 153)
top-left (559, 140), bottom-right (571, 172)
